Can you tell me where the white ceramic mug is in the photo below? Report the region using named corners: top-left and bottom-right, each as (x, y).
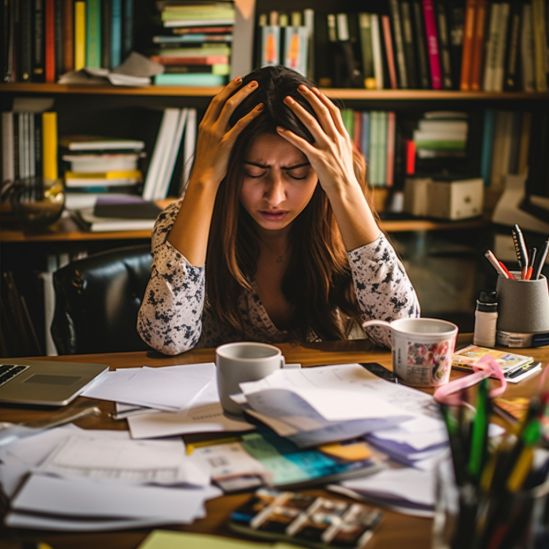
top-left (216, 342), bottom-right (285, 415)
top-left (362, 318), bottom-right (459, 387)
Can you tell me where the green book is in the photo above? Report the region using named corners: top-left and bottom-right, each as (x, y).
top-left (86, 0), bottom-right (102, 68)
top-left (154, 73), bottom-right (228, 86)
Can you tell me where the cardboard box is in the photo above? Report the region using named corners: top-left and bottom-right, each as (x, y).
top-left (426, 178), bottom-right (484, 220)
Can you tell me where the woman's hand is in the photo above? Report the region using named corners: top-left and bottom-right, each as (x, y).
top-left (276, 85), bottom-right (360, 195)
top-left (276, 85), bottom-right (380, 249)
top-left (189, 77), bottom-right (263, 190)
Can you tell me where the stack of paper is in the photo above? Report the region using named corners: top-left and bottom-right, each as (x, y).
top-left (79, 363), bottom-right (254, 438)
top-left (0, 425), bottom-right (221, 531)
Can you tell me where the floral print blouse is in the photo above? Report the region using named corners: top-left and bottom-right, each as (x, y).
top-left (137, 200), bottom-right (421, 355)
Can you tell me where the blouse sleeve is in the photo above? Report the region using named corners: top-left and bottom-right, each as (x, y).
top-left (348, 233), bottom-right (421, 348)
top-left (137, 200), bottom-right (206, 355)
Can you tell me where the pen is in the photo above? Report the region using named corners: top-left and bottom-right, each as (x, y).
top-left (485, 250), bottom-right (509, 278)
top-left (533, 238), bottom-right (549, 280)
top-left (498, 261), bottom-right (514, 280)
top-left (512, 224), bottom-right (529, 279)
top-left (525, 248), bottom-right (537, 280)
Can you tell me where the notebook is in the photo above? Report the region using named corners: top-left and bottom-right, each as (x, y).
top-left (0, 359), bottom-right (108, 406)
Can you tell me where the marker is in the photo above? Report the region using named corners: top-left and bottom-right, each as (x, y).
top-left (485, 250), bottom-right (509, 278)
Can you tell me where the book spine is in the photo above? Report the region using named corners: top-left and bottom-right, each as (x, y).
top-left (32, 0), bottom-right (45, 81)
top-left (469, 0), bottom-right (488, 91)
top-left (386, 111), bottom-right (396, 187)
top-left (74, 0), bottom-right (86, 70)
top-left (1, 112), bottom-right (15, 183)
top-left (42, 111), bottom-right (57, 181)
top-left (412, 0), bottom-right (430, 88)
top-left (28, 111), bottom-right (35, 177)
top-left (378, 111), bottom-right (388, 186)
top-left (18, 112), bottom-right (26, 179)
top-left (122, 0), bottom-right (133, 60)
top-left (447, 0), bottom-right (465, 89)
top-left (482, 2), bottom-right (501, 91)
top-left (503, 1), bottom-right (522, 91)
top-left (260, 25), bottom-right (280, 67)
top-left (521, 3), bottom-right (535, 92)
top-left (101, 0), bottom-right (112, 68)
top-left (62, 0), bottom-right (73, 73)
top-left (110, 0), bottom-right (122, 67)
top-left (422, 0), bottom-right (442, 89)
top-left (370, 14), bottom-right (384, 89)
top-left (12, 113), bottom-right (20, 180)
top-left (361, 111), bottom-right (370, 163)
top-left (435, 0), bottom-right (453, 89)
top-left (400, 1), bottom-right (418, 89)
top-left (44, 0), bottom-right (55, 81)
top-left (19, 0), bottom-right (32, 80)
top-left (34, 112), bottom-right (43, 179)
top-left (283, 26), bottom-right (308, 77)
top-left (493, 2), bottom-right (511, 92)
top-left (389, 0), bottom-right (408, 88)
top-left (2, 0), bottom-right (13, 82)
top-left (53, 0), bottom-right (62, 76)
top-left (369, 111), bottom-right (379, 185)
top-left (480, 108), bottom-right (495, 186)
top-left (86, 0), bottom-right (101, 68)
top-left (358, 13), bottom-right (375, 89)
top-left (381, 15), bottom-right (398, 89)
top-left (459, 0), bottom-right (477, 90)
top-left (532, 0), bottom-right (549, 91)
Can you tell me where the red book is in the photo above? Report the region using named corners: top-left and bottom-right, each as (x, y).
top-left (405, 139), bottom-right (416, 175)
top-left (381, 15), bottom-right (398, 89)
top-left (460, 0), bottom-right (477, 90)
top-left (45, 0), bottom-right (55, 82)
top-left (422, 0), bottom-right (442, 89)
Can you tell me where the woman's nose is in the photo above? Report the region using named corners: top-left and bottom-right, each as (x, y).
top-left (264, 173), bottom-right (286, 204)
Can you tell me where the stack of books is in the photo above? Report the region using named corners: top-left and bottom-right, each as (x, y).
top-left (149, 1), bottom-right (235, 86)
top-left (60, 135), bottom-right (145, 191)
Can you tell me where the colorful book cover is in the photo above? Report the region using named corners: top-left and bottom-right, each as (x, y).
top-left (283, 26), bottom-right (308, 77)
top-left (422, 0), bottom-right (442, 89)
top-left (74, 0), bottom-right (86, 71)
top-left (260, 25), bottom-right (280, 67)
top-left (452, 344), bottom-right (533, 373)
top-left (86, 0), bottom-right (102, 68)
top-left (459, 0), bottom-right (477, 90)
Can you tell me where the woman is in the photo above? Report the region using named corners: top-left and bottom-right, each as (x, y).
top-left (137, 66), bottom-right (420, 355)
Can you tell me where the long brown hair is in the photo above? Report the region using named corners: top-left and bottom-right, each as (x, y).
top-left (206, 66), bottom-right (378, 341)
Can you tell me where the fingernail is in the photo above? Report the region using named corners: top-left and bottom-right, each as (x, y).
top-left (277, 126), bottom-right (285, 132)
top-left (233, 76), bottom-right (242, 83)
top-left (256, 103), bottom-right (264, 111)
top-left (249, 81), bottom-right (258, 89)
top-left (284, 96), bottom-right (295, 105)
top-left (298, 85), bottom-right (309, 93)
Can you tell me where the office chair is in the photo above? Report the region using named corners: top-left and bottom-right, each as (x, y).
top-left (51, 244), bottom-right (153, 355)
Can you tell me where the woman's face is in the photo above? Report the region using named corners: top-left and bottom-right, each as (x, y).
top-left (239, 132), bottom-right (318, 233)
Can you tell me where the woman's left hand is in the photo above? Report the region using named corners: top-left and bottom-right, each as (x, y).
top-left (276, 85), bottom-right (360, 195)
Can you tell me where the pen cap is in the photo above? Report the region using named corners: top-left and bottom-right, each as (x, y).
top-left (496, 273), bottom-right (549, 333)
top-left (476, 290), bottom-right (498, 312)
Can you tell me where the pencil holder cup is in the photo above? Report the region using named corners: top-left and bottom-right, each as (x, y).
top-left (496, 273), bottom-right (549, 334)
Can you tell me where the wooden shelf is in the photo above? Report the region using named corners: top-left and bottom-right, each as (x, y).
top-left (2, 82), bottom-right (549, 101)
top-left (0, 213), bottom-right (489, 243)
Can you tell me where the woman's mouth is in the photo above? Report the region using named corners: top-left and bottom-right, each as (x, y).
top-left (259, 210), bottom-right (288, 221)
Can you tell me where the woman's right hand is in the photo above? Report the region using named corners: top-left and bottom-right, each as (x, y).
top-left (190, 77), bottom-right (263, 190)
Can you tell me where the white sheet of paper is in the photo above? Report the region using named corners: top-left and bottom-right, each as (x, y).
top-left (37, 433), bottom-right (210, 486)
top-left (11, 474), bottom-right (221, 522)
top-left (128, 401), bottom-right (255, 439)
top-left (240, 364), bottom-right (422, 422)
top-left (82, 363), bottom-right (215, 411)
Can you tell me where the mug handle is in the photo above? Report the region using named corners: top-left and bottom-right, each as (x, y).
top-left (362, 320), bottom-right (392, 329)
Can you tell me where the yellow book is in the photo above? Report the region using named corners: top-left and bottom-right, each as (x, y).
top-left (65, 170), bottom-right (142, 180)
top-left (74, 1), bottom-right (86, 71)
top-left (42, 112), bottom-right (58, 182)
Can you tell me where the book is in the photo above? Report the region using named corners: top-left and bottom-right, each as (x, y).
top-left (388, 0), bottom-right (407, 88)
top-left (480, 108), bottom-right (496, 186)
top-left (153, 73), bottom-right (226, 85)
top-left (64, 169), bottom-right (142, 187)
top-left (44, 0), bottom-right (55, 82)
top-left (493, 2), bottom-right (510, 92)
top-left (59, 136), bottom-right (145, 151)
top-left (411, 0), bottom-right (430, 88)
top-left (422, 0), bottom-right (442, 89)
top-left (86, 0), bottom-right (101, 68)
top-left (400, 1), bottom-right (418, 89)
top-left (370, 14), bottom-right (384, 90)
top-left (228, 488), bottom-right (383, 549)
top-left (446, 0), bottom-right (465, 89)
top-left (61, 152), bottom-right (142, 172)
top-left (435, 0), bottom-right (453, 89)
top-left (469, 0), bottom-right (488, 91)
top-left (72, 206), bottom-right (156, 231)
top-left (282, 25), bottom-right (308, 77)
top-left (19, 0), bottom-right (32, 81)
top-left (503, 0), bottom-right (522, 91)
top-left (62, 0), bottom-right (74, 73)
top-left (520, 2), bottom-right (536, 92)
top-left (54, 0), bottom-right (63, 77)
top-left (532, 0), bottom-right (549, 92)
top-left (31, 0), bottom-right (45, 81)
top-left (42, 111), bottom-right (57, 182)
top-left (93, 195), bottom-right (161, 219)
top-left (459, 0), bottom-right (477, 90)
top-left (452, 344), bottom-right (534, 376)
top-left (74, 0), bottom-right (86, 71)
top-left (381, 15), bottom-right (398, 89)
top-left (358, 13), bottom-right (375, 89)
top-left (111, 0), bottom-right (122, 67)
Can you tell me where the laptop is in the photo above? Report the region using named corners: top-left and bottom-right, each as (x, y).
top-left (0, 359), bottom-right (108, 406)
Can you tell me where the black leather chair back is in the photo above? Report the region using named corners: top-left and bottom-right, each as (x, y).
top-left (51, 244), bottom-right (153, 355)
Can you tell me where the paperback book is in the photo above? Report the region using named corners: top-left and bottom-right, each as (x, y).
top-left (451, 344), bottom-right (535, 377)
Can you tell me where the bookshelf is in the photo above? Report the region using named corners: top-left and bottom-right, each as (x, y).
top-left (2, 0), bottom-right (549, 357)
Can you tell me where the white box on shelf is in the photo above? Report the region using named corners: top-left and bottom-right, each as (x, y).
top-left (426, 178), bottom-right (484, 220)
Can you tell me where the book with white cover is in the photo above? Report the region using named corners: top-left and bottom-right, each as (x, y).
top-left (72, 207), bottom-right (156, 232)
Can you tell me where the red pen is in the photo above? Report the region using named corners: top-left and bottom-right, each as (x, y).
top-left (498, 261), bottom-right (515, 280)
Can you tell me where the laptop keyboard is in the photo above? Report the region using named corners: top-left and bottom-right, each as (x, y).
top-left (0, 364), bottom-right (29, 388)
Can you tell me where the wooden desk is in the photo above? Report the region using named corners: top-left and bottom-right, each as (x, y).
top-left (1, 336), bottom-right (548, 549)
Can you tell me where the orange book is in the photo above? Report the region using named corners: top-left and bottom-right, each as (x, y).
top-left (381, 15), bottom-right (398, 89)
top-left (460, 0), bottom-right (477, 90)
top-left (470, 0), bottom-right (488, 90)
